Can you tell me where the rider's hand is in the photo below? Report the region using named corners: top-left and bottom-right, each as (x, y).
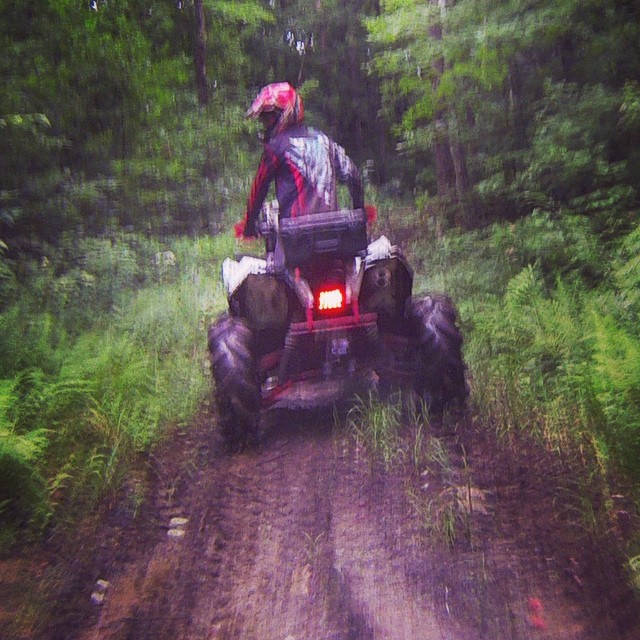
top-left (233, 220), bottom-right (246, 239)
top-left (243, 218), bottom-right (258, 238)
top-left (365, 204), bottom-right (378, 224)
top-left (234, 218), bottom-right (258, 239)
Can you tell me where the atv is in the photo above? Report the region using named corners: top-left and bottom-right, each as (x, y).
top-left (208, 207), bottom-right (467, 450)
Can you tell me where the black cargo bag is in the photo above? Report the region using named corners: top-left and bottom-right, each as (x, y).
top-left (278, 209), bottom-right (368, 266)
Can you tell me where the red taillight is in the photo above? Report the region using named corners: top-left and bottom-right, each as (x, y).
top-left (317, 287), bottom-right (344, 311)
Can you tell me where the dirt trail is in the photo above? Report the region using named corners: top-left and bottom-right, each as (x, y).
top-left (76, 414), bottom-right (463, 640)
top-left (3, 406), bottom-right (639, 640)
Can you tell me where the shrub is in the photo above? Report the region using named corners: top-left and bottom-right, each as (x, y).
top-left (490, 211), bottom-right (604, 284)
top-left (0, 427), bottom-right (50, 539)
top-left (613, 224), bottom-right (640, 322)
top-left (0, 230), bottom-right (231, 545)
top-left (589, 311), bottom-right (640, 474)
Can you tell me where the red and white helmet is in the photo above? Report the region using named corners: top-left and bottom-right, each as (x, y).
top-left (245, 82), bottom-right (304, 135)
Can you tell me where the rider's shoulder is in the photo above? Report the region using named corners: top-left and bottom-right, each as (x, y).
top-left (270, 125), bottom-right (333, 153)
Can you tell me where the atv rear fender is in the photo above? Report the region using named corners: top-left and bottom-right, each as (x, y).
top-left (360, 243), bottom-right (414, 332)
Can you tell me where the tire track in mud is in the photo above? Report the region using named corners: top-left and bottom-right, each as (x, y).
top-left (196, 421), bottom-right (462, 640)
top-left (77, 409), bottom-right (639, 640)
top-left (182, 418), bottom-right (438, 640)
top-left (190, 430), bottom-right (364, 640)
top-left (328, 456), bottom-right (457, 640)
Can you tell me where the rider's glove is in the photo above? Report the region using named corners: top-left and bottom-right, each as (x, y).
top-left (243, 218), bottom-right (258, 238)
top-left (233, 220), bottom-right (246, 239)
top-left (234, 218), bottom-right (258, 239)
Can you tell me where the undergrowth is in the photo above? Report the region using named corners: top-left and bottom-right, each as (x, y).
top-left (405, 211), bottom-right (640, 480)
top-left (345, 392), bottom-right (404, 470)
top-left (0, 232), bottom-right (231, 547)
top-left (402, 207), bottom-right (640, 583)
top-left (2, 199), bottom-right (639, 585)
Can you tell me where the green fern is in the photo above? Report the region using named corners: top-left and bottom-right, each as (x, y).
top-left (0, 379), bottom-right (51, 534)
top-left (505, 264), bottom-right (544, 315)
top-left (589, 311), bottom-right (640, 471)
top-left (614, 224), bottom-right (640, 320)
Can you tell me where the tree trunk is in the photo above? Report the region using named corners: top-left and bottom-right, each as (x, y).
top-left (434, 122), bottom-right (456, 200)
top-left (430, 2), bottom-right (457, 202)
top-left (430, 0), bottom-right (472, 227)
top-left (194, 0), bottom-right (208, 106)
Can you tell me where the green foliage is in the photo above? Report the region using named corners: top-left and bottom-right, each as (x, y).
top-left (490, 211), bottom-right (604, 283)
top-left (621, 81), bottom-right (640, 131)
top-left (516, 82), bottom-right (636, 234)
top-left (0, 369), bottom-right (98, 539)
top-left (0, 231), bottom-right (229, 546)
top-left (403, 209), bottom-right (640, 482)
top-left (367, 0), bottom-right (640, 223)
top-left (205, 0), bottom-right (274, 88)
top-left (0, 378), bottom-right (50, 535)
top-left (589, 312), bottom-right (640, 472)
top-left (613, 224), bottom-right (640, 321)
top-left (407, 224), bottom-right (512, 319)
top-left (346, 393), bottom-right (404, 469)
top-left (0, 0), bottom-right (276, 241)
top-left (630, 555), bottom-right (640, 593)
top-left (451, 237), bottom-right (640, 477)
top-left (0, 308), bottom-right (68, 377)
top-left (114, 94), bottom-right (256, 234)
top-left (467, 267), bottom-right (590, 445)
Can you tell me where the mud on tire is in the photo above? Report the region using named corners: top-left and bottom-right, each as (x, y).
top-left (409, 294), bottom-right (468, 413)
top-left (208, 314), bottom-right (260, 451)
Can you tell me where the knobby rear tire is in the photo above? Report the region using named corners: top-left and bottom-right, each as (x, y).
top-left (409, 294), bottom-right (468, 414)
top-left (208, 314), bottom-right (260, 452)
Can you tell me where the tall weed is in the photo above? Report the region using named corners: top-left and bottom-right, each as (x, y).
top-left (0, 307), bottom-right (68, 377)
top-left (613, 223), bottom-right (640, 321)
top-left (404, 210), bottom-right (639, 482)
top-left (346, 394), bottom-right (404, 469)
top-left (465, 260), bottom-right (640, 476)
top-left (0, 230), bottom-right (230, 545)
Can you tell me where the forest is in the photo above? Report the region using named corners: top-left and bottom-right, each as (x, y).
top-left (1, 0), bottom-right (639, 594)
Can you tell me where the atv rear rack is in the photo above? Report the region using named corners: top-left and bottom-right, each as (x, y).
top-left (279, 209), bottom-right (368, 266)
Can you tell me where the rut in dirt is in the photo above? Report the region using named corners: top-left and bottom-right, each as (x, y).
top-left (77, 407), bottom-right (639, 640)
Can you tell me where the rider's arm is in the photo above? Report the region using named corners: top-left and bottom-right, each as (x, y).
top-left (243, 146), bottom-right (279, 237)
top-left (333, 142), bottom-right (364, 210)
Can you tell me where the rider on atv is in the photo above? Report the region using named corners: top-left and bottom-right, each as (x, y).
top-left (237, 82), bottom-right (366, 267)
top-left (209, 83), bottom-right (467, 452)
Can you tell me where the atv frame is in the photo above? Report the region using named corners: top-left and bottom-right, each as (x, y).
top-left (208, 208), bottom-right (466, 450)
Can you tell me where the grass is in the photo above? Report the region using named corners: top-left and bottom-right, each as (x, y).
top-left (405, 210), bottom-right (640, 477)
top-left (630, 555), bottom-right (640, 592)
top-left (0, 232), bottom-right (232, 547)
top-left (341, 390), bottom-right (473, 547)
top-left (409, 420), bottom-right (472, 547)
top-left (345, 393), bottom-right (404, 470)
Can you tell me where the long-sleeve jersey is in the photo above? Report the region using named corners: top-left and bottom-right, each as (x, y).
top-left (244, 125), bottom-right (364, 228)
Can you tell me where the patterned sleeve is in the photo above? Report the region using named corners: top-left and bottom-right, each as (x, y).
top-left (333, 142), bottom-right (364, 209)
top-left (244, 145), bottom-right (279, 228)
